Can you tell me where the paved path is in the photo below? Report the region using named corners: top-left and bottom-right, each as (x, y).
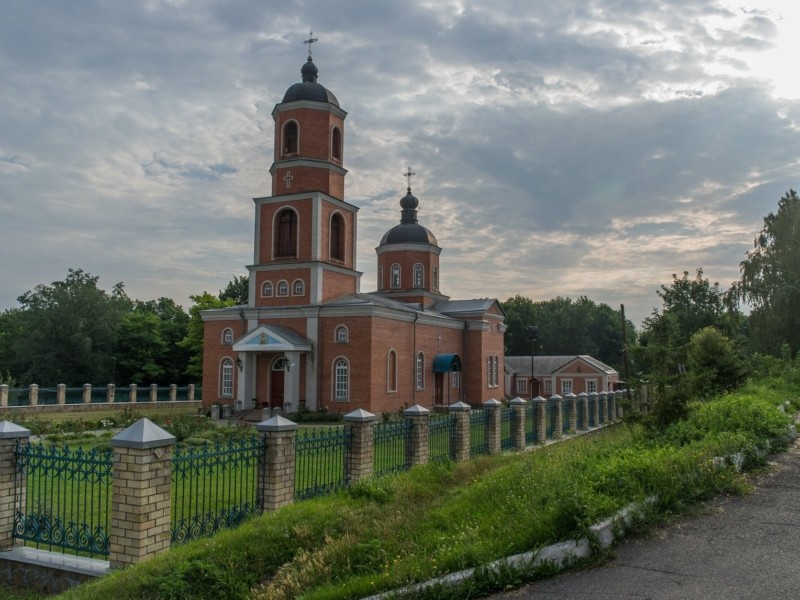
top-left (490, 441), bottom-right (800, 599)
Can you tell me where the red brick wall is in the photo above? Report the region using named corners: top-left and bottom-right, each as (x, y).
top-left (377, 249), bottom-right (440, 292)
top-left (201, 318), bottom-right (242, 406)
top-left (321, 270), bottom-right (358, 302)
top-left (257, 198), bottom-right (314, 264)
top-left (254, 268), bottom-right (310, 307)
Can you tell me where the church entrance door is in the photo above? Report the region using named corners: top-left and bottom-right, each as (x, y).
top-left (270, 357), bottom-right (287, 408)
top-left (434, 372), bottom-right (444, 405)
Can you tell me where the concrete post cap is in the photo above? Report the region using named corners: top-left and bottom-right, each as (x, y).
top-left (344, 408), bottom-right (376, 423)
top-left (483, 398), bottom-right (502, 407)
top-left (448, 401), bottom-right (472, 412)
top-left (111, 418), bottom-right (176, 449)
top-left (0, 421), bottom-right (31, 439)
top-left (403, 404), bottom-right (430, 416)
top-left (509, 397), bottom-right (527, 405)
top-left (256, 415), bottom-right (298, 432)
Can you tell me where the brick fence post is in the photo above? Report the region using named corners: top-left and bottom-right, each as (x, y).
top-left (150, 384), bottom-right (158, 402)
top-left (57, 383), bottom-right (66, 405)
top-left (577, 392), bottom-right (589, 430)
top-left (483, 399), bottom-right (502, 455)
top-left (129, 384), bottom-right (137, 404)
top-left (404, 404), bottom-right (430, 467)
top-left (256, 416), bottom-right (297, 512)
top-left (509, 397), bottom-right (526, 450)
top-left (109, 418), bottom-right (175, 569)
top-left (533, 396), bottom-right (547, 443)
top-left (344, 409), bottom-right (375, 485)
top-left (589, 392), bottom-right (599, 427)
top-left (550, 394), bottom-right (563, 438)
top-left (169, 384), bottom-right (177, 402)
top-left (0, 385), bottom-right (7, 408)
top-left (608, 392), bottom-right (617, 422)
top-left (600, 391), bottom-right (609, 424)
top-left (565, 392), bottom-right (577, 432)
top-left (107, 384), bottom-right (115, 403)
top-left (83, 383), bottom-right (92, 404)
top-left (0, 421), bottom-right (30, 550)
top-left (617, 390), bottom-right (626, 417)
top-left (188, 384), bottom-right (195, 402)
top-left (29, 384), bottom-right (38, 407)
top-left (449, 401), bottom-right (472, 462)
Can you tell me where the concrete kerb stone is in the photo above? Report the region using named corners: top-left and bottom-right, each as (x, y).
top-left (360, 497), bottom-right (658, 600)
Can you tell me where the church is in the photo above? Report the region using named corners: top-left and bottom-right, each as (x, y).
top-left (201, 47), bottom-right (506, 415)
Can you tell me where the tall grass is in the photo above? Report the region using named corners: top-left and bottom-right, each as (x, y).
top-left (55, 374), bottom-right (798, 600)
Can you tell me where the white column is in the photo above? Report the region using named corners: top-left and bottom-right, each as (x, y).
top-left (285, 351), bottom-right (302, 413)
top-left (305, 316), bottom-right (319, 411)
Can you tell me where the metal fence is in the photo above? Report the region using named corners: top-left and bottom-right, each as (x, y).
top-left (500, 406), bottom-right (514, 451)
top-left (373, 420), bottom-right (412, 477)
top-left (576, 396), bottom-right (585, 429)
top-left (37, 388), bottom-right (58, 405)
top-left (546, 398), bottom-right (557, 437)
top-left (13, 442), bottom-right (112, 558)
top-left (588, 396), bottom-right (597, 427)
top-left (525, 402), bottom-right (538, 444)
top-left (171, 437), bottom-right (263, 544)
top-left (429, 414), bottom-right (456, 463)
top-left (295, 426), bottom-right (350, 500)
top-left (562, 397), bottom-right (571, 434)
top-left (469, 410), bottom-right (489, 457)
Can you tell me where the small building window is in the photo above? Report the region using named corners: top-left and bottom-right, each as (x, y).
top-left (586, 380), bottom-right (597, 394)
top-left (220, 358), bottom-right (234, 397)
top-left (335, 325), bottom-right (348, 343)
top-left (334, 358), bottom-right (349, 401)
top-left (261, 281), bottom-right (273, 297)
top-left (331, 126), bottom-right (342, 161)
top-left (413, 264), bottom-right (423, 288)
top-left (222, 328), bottom-right (234, 345)
top-left (544, 379), bottom-right (552, 395)
top-left (416, 352), bottom-right (425, 391)
top-left (277, 280), bottom-right (289, 296)
top-left (516, 379), bottom-right (527, 393)
top-left (330, 213), bottom-right (345, 261)
top-left (561, 379), bottom-right (573, 395)
top-left (391, 264), bottom-right (401, 288)
top-left (452, 371), bottom-right (460, 389)
top-left (292, 279), bottom-right (305, 296)
top-left (282, 120), bottom-right (298, 155)
top-left (388, 350), bottom-right (397, 392)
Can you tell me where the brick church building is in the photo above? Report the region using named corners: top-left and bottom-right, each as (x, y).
top-left (201, 50), bottom-right (506, 414)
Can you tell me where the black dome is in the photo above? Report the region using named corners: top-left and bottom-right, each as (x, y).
top-left (281, 57), bottom-right (340, 107)
top-left (379, 187), bottom-right (438, 246)
top-left (380, 223), bottom-right (438, 245)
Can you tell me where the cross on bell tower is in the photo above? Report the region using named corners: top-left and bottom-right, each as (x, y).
top-left (403, 166), bottom-right (416, 191)
top-left (303, 31), bottom-right (318, 58)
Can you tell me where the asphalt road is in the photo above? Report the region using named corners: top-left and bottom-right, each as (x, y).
top-left (489, 440), bottom-right (800, 600)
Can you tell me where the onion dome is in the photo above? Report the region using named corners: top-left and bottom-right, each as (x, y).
top-left (282, 57), bottom-right (340, 106)
top-left (379, 187), bottom-right (438, 245)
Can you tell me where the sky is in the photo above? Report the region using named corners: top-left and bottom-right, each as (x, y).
top-left (1, 0), bottom-right (799, 328)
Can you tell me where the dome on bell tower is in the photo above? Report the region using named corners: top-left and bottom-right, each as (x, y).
top-left (282, 56), bottom-right (340, 106)
top-left (379, 187), bottom-right (438, 246)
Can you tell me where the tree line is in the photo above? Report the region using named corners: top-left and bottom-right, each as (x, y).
top-left (1, 191), bottom-right (798, 405)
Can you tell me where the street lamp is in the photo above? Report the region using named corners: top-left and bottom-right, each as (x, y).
top-left (526, 325), bottom-right (538, 398)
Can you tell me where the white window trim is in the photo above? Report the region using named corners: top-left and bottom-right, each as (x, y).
top-left (335, 325), bottom-right (349, 344)
top-left (561, 379), bottom-right (573, 395)
top-left (292, 279), bottom-right (305, 296)
top-left (276, 280), bottom-right (289, 297)
top-left (221, 328), bottom-right (234, 345)
top-left (586, 379), bottom-right (598, 394)
top-left (391, 263), bottom-right (401, 288)
top-left (332, 357), bottom-right (349, 402)
top-left (272, 206), bottom-right (300, 260)
top-left (413, 263), bottom-right (424, 288)
top-left (261, 281), bottom-right (273, 297)
top-left (544, 379), bottom-right (553, 394)
top-left (416, 352), bottom-right (425, 391)
top-left (220, 358), bottom-right (234, 397)
top-left (387, 349), bottom-right (397, 393)
top-left (330, 125), bottom-right (343, 161)
top-left (282, 119), bottom-right (300, 156)
top-left (516, 379), bottom-right (527, 393)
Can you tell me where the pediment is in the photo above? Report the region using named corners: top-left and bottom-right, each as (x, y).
top-left (232, 324), bottom-right (312, 352)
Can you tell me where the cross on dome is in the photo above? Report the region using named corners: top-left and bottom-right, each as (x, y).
top-left (303, 31), bottom-right (319, 58)
top-left (403, 166), bottom-right (416, 191)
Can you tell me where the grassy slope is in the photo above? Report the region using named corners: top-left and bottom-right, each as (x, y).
top-left (52, 375), bottom-right (798, 600)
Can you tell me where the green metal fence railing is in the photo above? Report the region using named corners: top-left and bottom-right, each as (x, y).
top-left (295, 427), bottom-right (350, 501)
top-left (373, 420), bottom-right (412, 477)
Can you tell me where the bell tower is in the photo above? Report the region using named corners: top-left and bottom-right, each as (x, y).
top-left (248, 39), bottom-right (361, 308)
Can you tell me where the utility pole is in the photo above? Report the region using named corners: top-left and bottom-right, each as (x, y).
top-left (620, 304), bottom-right (633, 407)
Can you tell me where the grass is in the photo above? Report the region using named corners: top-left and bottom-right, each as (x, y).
top-left (10, 372), bottom-right (797, 599)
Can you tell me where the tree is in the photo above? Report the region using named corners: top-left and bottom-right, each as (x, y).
top-left (501, 295), bottom-right (635, 371)
top-left (179, 292), bottom-right (236, 380)
top-left (686, 327), bottom-right (746, 399)
top-left (219, 275), bottom-right (249, 305)
top-left (731, 189), bottom-right (800, 357)
top-left (5, 269), bottom-right (131, 385)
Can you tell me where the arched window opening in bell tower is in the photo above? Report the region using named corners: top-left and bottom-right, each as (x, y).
top-left (413, 264), bottom-right (424, 288)
top-left (330, 212), bottom-right (345, 261)
top-left (275, 208), bottom-right (298, 258)
top-left (331, 126), bottom-right (342, 161)
top-left (282, 121), bottom-right (299, 156)
top-left (391, 264), bottom-right (401, 288)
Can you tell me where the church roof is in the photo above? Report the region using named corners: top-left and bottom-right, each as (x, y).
top-left (505, 355), bottom-right (618, 377)
top-left (432, 298), bottom-right (504, 316)
top-left (281, 57), bottom-right (340, 107)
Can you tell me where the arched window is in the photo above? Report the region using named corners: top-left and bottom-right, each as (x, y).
top-left (416, 352), bottom-right (425, 391)
top-left (261, 281), bottom-right (273, 297)
top-left (413, 264), bottom-right (424, 288)
top-left (333, 358), bottom-right (349, 401)
top-left (277, 280), bottom-right (289, 296)
top-left (378, 265), bottom-right (384, 291)
top-left (282, 120), bottom-right (298, 155)
top-left (433, 266), bottom-right (438, 291)
top-left (331, 126), bottom-right (342, 161)
top-left (274, 208), bottom-right (298, 258)
top-left (335, 325), bottom-right (348, 343)
top-left (220, 358), bottom-right (234, 397)
top-left (221, 328), bottom-right (234, 345)
top-left (391, 264), bottom-right (401, 288)
top-left (494, 356), bottom-right (499, 387)
top-left (387, 350), bottom-right (397, 392)
top-left (292, 279), bottom-right (305, 296)
top-left (330, 212), bottom-right (345, 261)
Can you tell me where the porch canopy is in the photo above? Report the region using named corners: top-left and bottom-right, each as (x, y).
top-left (232, 324), bottom-right (312, 353)
top-left (432, 353), bottom-right (462, 373)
